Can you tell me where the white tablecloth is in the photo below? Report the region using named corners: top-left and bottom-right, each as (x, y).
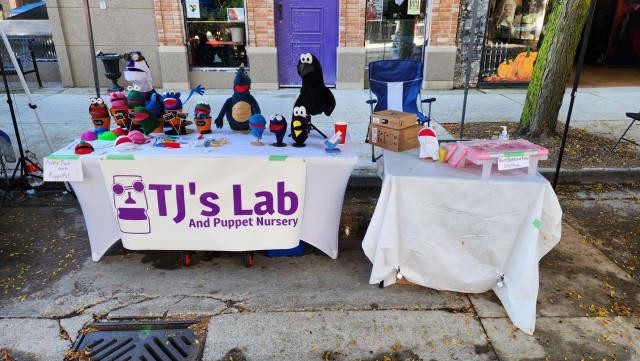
top-left (363, 149), bottom-right (562, 335)
top-left (49, 128), bottom-right (356, 261)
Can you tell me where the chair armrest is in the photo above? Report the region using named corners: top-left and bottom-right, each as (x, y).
top-left (626, 112), bottom-right (640, 121)
top-left (422, 98), bottom-right (436, 103)
top-left (366, 99), bottom-right (378, 105)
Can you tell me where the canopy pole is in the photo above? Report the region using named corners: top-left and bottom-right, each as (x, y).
top-left (553, 0), bottom-right (597, 190)
top-left (84, 0), bottom-right (101, 98)
top-left (459, 0), bottom-right (479, 139)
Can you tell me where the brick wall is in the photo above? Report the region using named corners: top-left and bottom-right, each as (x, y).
top-left (154, 0), bottom-right (185, 46)
top-left (246, 0), bottom-right (275, 47)
top-left (153, 0), bottom-right (368, 49)
top-left (340, 0), bottom-right (365, 47)
top-left (429, 0), bottom-right (460, 46)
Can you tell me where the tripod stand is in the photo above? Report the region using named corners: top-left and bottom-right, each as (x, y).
top-left (0, 22), bottom-right (58, 209)
top-left (308, 121), bottom-right (327, 139)
top-left (0, 49), bottom-right (41, 204)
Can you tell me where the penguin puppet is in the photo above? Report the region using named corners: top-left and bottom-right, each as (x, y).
top-left (294, 53), bottom-right (335, 117)
top-left (214, 65), bottom-right (261, 132)
top-left (290, 106), bottom-right (310, 148)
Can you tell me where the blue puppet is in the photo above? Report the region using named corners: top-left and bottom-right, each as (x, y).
top-left (249, 114), bottom-right (266, 146)
top-left (214, 65), bottom-right (260, 132)
top-left (161, 91), bottom-right (183, 112)
top-left (269, 114), bottom-right (287, 147)
top-left (145, 93), bottom-right (164, 119)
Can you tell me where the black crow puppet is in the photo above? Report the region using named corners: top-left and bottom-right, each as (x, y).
top-left (294, 53), bottom-right (335, 116)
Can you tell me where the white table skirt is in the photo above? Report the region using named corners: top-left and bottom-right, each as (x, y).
top-left (49, 128), bottom-right (356, 261)
top-left (363, 148), bottom-right (562, 335)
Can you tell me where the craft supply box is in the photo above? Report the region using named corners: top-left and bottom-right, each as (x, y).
top-left (371, 110), bottom-right (417, 129)
top-left (369, 123), bottom-right (422, 152)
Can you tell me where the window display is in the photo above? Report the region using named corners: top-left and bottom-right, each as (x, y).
top-left (364, 0), bottom-right (427, 66)
top-left (480, 0), bottom-right (551, 85)
top-left (183, 0), bottom-right (248, 69)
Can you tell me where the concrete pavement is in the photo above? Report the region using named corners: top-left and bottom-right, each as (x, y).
top-left (0, 185), bottom-right (639, 360)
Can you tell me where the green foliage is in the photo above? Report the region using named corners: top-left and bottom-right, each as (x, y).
top-left (518, 0), bottom-right (592, 138)
top-left (206, 0), bottom-right (245, 22)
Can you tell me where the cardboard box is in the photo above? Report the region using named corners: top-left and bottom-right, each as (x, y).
top-left (371, 110), bottom-right (418, 129)
top-left (369, 123), bottom-right (422, 152)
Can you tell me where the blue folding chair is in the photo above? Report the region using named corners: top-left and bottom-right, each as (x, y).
top-left (365, 60), bottom-right (436, 162)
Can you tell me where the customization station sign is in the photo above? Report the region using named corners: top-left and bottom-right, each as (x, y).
top-left (99, 156), bottom-right (306, 251)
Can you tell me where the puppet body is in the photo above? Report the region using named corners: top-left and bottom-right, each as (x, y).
top-left (290, 106), bottom-right (310, 147)
top-left (418, 127), bottom-right (439, 161)
top-left (194, 101), bottom-right (211, 119)
top-left (269, 114), bottom-right (287, 146)
top-left (132, 107), bottom-right (162, 135)
top-left (293, 53), bottom-right (335, 116)
top-left (215, 65), bottom-right (260, 131)
top-left (124, 51), bottom-right (154, 95)
top-left (249, 114), bottom-right (266, 145)
top-left (127, 89), bottom-right (145, 109)
top-left (145, 93), bottom-right (164, 119)
top-left (109, 91), bottom-right (128, 109)
top-left (90, 97), bottom-right (110, 129)
top-left (161, 91), bottom-right (183, 112)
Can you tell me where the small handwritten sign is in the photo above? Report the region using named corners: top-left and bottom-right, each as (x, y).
top-left (498, 155), bottom-right (530, 171)
top-left (43, 157), bottom-right (83, 182)
top-left (163, 113), bottom-right (176, 122)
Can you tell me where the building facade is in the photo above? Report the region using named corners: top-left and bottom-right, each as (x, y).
top-left (43, 0), bottom-right (640, 91)
top-left (46, 0), bottom-right (461, 90)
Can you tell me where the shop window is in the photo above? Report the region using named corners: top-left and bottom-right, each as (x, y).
top-left (183, 0), bottom-right (247, 69)
top-left (365, 0), bottom-right (427, 66)
top-left (480, 0), bottom-right (551, 85)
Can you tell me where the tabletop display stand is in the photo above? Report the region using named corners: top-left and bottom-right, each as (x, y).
top-left (47, 128), bottom-right (356, 267)
top-left (443, 139), bottom-right (548, 178)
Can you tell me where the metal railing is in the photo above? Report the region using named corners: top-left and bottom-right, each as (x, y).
top-left (27, 35), bottom-right (56, 61)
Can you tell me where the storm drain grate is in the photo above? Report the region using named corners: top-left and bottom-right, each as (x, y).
top-left (67, 321), bottom-right (206, 361)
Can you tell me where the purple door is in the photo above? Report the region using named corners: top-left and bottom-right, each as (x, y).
top-left (275, 0), bottom-right (338, 86)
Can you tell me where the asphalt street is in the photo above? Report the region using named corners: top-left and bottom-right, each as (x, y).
top-left (0, 182), bottom-right (639, 360)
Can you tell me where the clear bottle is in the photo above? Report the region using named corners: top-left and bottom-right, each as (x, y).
top-left (24, 150), bottom-right (44, 187)
top-left (498, 126), bottom-right (509, 140)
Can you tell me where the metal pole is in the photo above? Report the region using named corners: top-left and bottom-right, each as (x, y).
top-left (84, 0), bottom-right (101, 98)
top-left (460, 0), bottom-right (479, 139)
top-left (0, 23), bottom-right (54, 153)
top-left (553, 0), bottom-right (597, 190)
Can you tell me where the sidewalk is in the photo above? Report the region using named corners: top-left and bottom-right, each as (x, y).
top-left (1, 84), bottom-right (639, 179)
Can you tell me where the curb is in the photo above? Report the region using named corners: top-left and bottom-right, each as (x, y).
top-left (346, 167), bottom-right (640, 188)
top-left (2, 167), bottom-right (639, 194)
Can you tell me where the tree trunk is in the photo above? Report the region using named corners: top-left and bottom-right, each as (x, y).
top-left (516, 0), bottom-right (591, 138)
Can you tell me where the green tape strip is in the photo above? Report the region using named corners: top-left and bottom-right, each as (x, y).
top-left (269, 155), bottom-right (288, 161)
top-left (106, 154), bottom-right (135, 160)
top-left (532, 219), bottom-right (541, 229)
top-left (46, 155), bottom-right (79, 160)
top-left (504, 152), bottom-right (525, 157)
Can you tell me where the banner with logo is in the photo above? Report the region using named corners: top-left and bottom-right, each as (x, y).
top-left (98, 156), bottom-right (306, 251)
